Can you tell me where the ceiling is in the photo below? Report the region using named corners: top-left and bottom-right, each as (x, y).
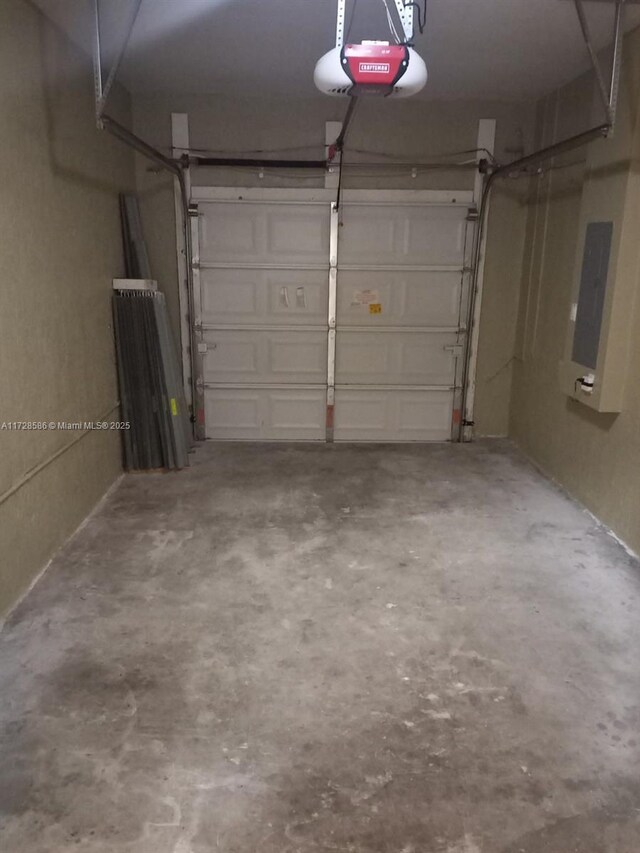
top-left (35, 0), bottom-right (640, 101)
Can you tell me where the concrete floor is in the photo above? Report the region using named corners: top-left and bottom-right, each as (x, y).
top-left (1, 441), bottom-right (640, 853)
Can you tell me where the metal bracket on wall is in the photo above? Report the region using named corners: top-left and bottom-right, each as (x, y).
top-left (573, 0), bottom-right (625, 132)
top-left (92, 0), bottom-right (142, 123)
top-left (482, 0), bottom-right (625, 182)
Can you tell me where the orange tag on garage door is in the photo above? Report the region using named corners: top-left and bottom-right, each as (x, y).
top-left (369, 303), bottom-right (382, 314)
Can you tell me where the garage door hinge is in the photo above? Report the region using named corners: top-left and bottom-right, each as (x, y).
top-left (462, 419), bottom-right (475, 427)
top-left (466, 208), bottom-right (479, 221)
top-left (443, 344), bottom-right (464, 357)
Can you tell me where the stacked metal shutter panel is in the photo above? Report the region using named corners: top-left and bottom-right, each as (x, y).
top-left (113, 291), bottom-right (190, 470)
top-left (152, 293), bottom-right (191, 468)
top-left (115, 192), bottom-right (191, 470)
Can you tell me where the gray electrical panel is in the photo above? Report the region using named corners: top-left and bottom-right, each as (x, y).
top-left (572, 221), bottom-right (613, 369)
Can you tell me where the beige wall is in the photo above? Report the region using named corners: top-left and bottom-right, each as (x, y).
top-left (0, 0), bottom-right (135, 616)
top-left (511, 28), bottom-right (640, 554)
top-left (132, 93), bottom-right (534, 436)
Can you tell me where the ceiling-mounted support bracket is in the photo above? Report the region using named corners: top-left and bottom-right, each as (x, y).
top-left (92, 0), bottom-right (143, 124)
top-left (392, 0), bottom-right (415, 42)
top-left (335, 0), bottom-right (347, 47)
top-left (92, 0), bottom-right (104, 127)
top-left (479, 0), bottom-right (626, 179)
top-left (573, 0), bottom-right (625, 131)
top-left (334, 0), bottom-right (415, 47)
top-left (91, 0), bottom-right (179, 175)
top-left (608, 0), bottom-right (625, 130)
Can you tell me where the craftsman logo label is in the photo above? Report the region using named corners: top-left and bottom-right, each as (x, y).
top-left (359, 62), bottom-right (390, 74)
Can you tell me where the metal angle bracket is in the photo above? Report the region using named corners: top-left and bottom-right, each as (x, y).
top-left (392, 0), bottom-right (415, 42)
top-left (572, 0), bottom-right (625, 131)
top-left (336, 0), bottom-right (347, 47)
top-left (444, 344), bottom-right (464, 357)
top-left (92, 0), bottom-right (104, 126)
top-left (92, 0), bottom-right (143, 124)
top-left (335, 0), bottom-right (414, 48)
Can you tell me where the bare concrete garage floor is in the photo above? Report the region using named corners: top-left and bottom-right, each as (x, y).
top-left (1, 441), bottom-right (640, 853)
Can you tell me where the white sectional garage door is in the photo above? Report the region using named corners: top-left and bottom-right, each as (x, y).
top-left (191, 189), bottom-right (474, 442)
top-left (196, 198), bottom-right (330, 440)
top-left (335, 201), bottom-right (470, 441)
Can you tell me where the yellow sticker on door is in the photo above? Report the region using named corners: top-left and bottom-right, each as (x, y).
top-left (369, 303), bottom-right (382, 314)
top-left (170, 398), bottom-right (178, 416)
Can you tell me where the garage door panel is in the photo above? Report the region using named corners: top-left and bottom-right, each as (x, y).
top-left (205, 392), bottom-right (260, 436)
top-left (337, 270), bottom-right (463, 327)
top-left (267, 273), bottom-right (328, 323)
top-left (199, 203), bottom-right (329, 265)
top-left (334, 389), bottom-right (454, 441)
top-left (338, 217), bottom-right (397, 260)
top-left (201, 269), bottom-right (258, 322)
top-left (269, 336), bottom-right (327, 377)
top-left (336, 333), bottom-right (458, 385)
top-left (400, 337), bottom-right (457, 383)
top-left (267, 212), bottom-right (329, 259)
top-left (200, 268), bottom-right (328, 327)
top-left (406, 214), bottom-right (466, 264)
top-left (200, 208), bottom-right (259, 261)
top-left (404, 273), bottom-right (462, 326)
top-left (336, 336), bottom-right (390, 378)
top-left (205, 389), bottom-right (325, 440)
top-left (203, 334), bottom-right (259, 378)
top-left (202, 330), bottom-right (327, 384)
top-left (268, 391), bottom-right (326, 436)
top-left (339, 205), bottom-right (468, 266)
top-left (195, 193), bottom-right (473, 442)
